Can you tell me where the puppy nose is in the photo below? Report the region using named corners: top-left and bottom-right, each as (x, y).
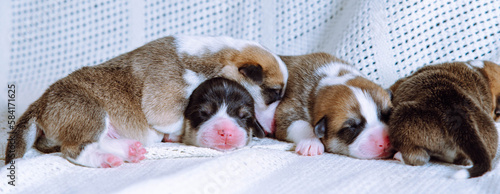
top-left (375, 136), bottom-right (391, 151)
top-left (217, 129), bottom-right (233, 139)
top-left (214, 120), bottom-right (237, 141)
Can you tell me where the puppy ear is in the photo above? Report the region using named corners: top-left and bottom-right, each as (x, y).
top-left (239, 64), bottom-right (263, 84)
top-left (250, 119), bottom-right (265, 138)
top-left (314, 116), bottom-right (327, 138)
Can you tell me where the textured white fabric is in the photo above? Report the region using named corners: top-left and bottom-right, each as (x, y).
top-left (1, 0), bottom-right (500, 193)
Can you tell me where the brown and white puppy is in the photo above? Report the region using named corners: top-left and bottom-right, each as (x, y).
top-left (5, 35), bottom-right (288, 168)
top-left (182, 77), bottom-right (265, 150)
top-left (389, 61), bottom-right (500, 178)
top-left (275, 53), bottom-right (393, 159)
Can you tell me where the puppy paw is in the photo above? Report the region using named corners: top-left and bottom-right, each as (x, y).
top-left (396, 148), bottom-right (430, 166)
top-left (101, 153), bottom-right (124, 168)
top-left (295, 138), bottom-right (324, 156)
top-left (393, 151), bottom-right (405, 163)
top-left (98, 139), bottom-right (147, 164)
top-left (126, 141), bottom-right (147, 163)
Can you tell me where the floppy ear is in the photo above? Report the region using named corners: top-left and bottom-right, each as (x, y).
top-left (250, 119), bottom-right (265, 138)
top-left (239, 64), bottom-right (263, 84)
top-left (314, 116), bottom-right (327, 139)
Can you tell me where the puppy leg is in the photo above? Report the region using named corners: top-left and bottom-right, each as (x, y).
top-left (64, 127), bottom-right (147, 167)
top-left (66, 142), bottom-right (124, 168)
top-left (398, 147), bottom-right (430, 166)
top-left (99, 138), bottom-right (147, 163)
top-left (287, 120), bottom-right (324, 156)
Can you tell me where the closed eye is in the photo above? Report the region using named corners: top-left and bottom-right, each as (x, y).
top-left (264, 87), bottom-right (283, 105)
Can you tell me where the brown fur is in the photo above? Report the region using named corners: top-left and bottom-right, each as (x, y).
top-left (275, 53), bottom-right (345, 141)
top-left (275, 52), bottom-right (391, 157)
top-left (5, 35), bottom-right (286, 164)
top-left (389, 61), bottom-right (499, 178)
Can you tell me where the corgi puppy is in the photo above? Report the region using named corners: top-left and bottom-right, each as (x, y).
top-left (275, 53), bottom-right (393, 159)
top-left (389, 61), bottom-right (500, 178)
top-left (5, 35), bottom-right (288, 168)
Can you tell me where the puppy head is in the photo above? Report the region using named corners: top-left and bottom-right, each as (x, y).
top-left (222, 45), bottom-right (289, 134)
top-left (313, 77), bottom-right (393, 159)
top-left (481, 61), bottom-right (500, 121)
top-left (183, 77), bottom-right (265, 151)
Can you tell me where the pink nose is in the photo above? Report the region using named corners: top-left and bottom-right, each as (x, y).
top-left (375, 135), bottom-right (391, 151)
top-left (217, 129), bottom-right (233, 140)
top-left (213, 120), bottom-right (238, 142)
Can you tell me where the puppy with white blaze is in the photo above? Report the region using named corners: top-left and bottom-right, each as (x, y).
top-left (5, 35), bottom-right (288, 168)
top-left (183, 78), bottom-right (265, 150)
top-left (275, 53), bottom-right (393, 159)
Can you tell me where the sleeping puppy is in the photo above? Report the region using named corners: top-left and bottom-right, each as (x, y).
top-left (183, 77), bottom-right (265, 150)
top-left (389, 61), bottom-right (500, 178)
top-left (5, 35), bottom-right (288, 168)
top-left (275, 53), bottom-right (393, 159)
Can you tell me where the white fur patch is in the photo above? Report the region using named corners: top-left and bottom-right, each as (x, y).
top-left (349, 87), bottom-right (379, 124)
top-left (255, 100), bottom-right (280, 134)
top-left (467, 60), bottom-right (485, 69)
top-left (316, 62), bottom-right (362, 88)
top-left (71, 142), bottom-right (104, 167)
top-left (146, 129), bottom-right (164, 145)
top-left (183, 69), bottom-right (206, 98)
top-left (153, 118), bottom-right (184, 134)
top-left (286, 120), bottom-right (316, 143)
top-left (175, 35), bottom-right (260, 56)
top-left (241, 81), bottom-right (268, 124)
top-left (273, 53), bottom-right (289, 93)
top-left (24, 122), bottom-right (38, 151)
top-left (452, 169), bottom-right (470, 179)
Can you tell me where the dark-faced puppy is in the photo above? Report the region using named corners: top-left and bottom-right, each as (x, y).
top-left (389, 60), bottom-right (500, 178)
top-left (275, 53), bottom-right (393, 159)
top-left (183, 78), bottom-right (265, 151)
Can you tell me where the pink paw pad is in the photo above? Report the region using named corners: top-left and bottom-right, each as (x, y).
top-left (101, 154), bottom-right (124, 168)
top-left (126, 141), bottom-right (147, 163)
top-left (295, 138), bottom-right (325, 156)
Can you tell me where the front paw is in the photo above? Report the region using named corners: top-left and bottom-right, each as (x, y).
top-left (295, 138), bottom-right (324, 156)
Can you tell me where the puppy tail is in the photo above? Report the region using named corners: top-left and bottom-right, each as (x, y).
top-left (447, 109), bottom-right (494, 179)
top-left (5, 104), bottom-right (41, 165)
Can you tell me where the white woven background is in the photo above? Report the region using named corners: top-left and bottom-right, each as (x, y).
top-left (1, 0), bottom-right (500, 193)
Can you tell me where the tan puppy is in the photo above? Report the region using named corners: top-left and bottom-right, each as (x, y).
top-left (5, 35), bottom-right (288, 168)
top-left (275, 53), bottom-right (393, 159)
top-left (389, 61), bottom-right (500, 178)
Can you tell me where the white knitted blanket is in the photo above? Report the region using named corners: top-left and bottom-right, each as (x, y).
top-left (2, 0), bottom-right (500, 193)
top-left (1, 125), bottom-right (500, 194)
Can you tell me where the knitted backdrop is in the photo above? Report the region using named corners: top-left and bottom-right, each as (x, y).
top-left (1, 0), bottom-right (500, 193)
